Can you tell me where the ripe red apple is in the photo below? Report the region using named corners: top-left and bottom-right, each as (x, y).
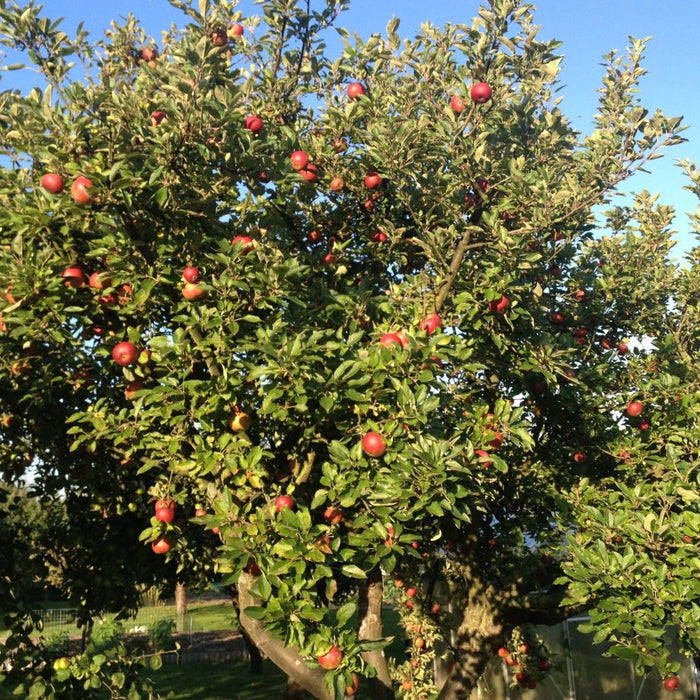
top-left (61, 266), bottom-right (86, 288)
top-left (345, 672), bottom-right (360, 696)
top-left (182, 282), bottom-right (206, 301)
top-left (70, 176), bottom-right (93, 205)
top-left (321, 252), bottom-right (336, 266)
top-left (140, 46), bottom-right (158, 63)
top-left (324, 506), bottom-right (343, 524)
top-left (40, 172), bottom-right (65, 194)
top-left (230, 23), bottom-right (244, 36)
top-left (405, 586), bottom-right (418, 598)
top-left (308, 231), bottom-right (322, 244)
top-left (329, 176), bottom-right (344, 192)
top-left (150, 110), bottom-right (166, 126)
top-left (617, 342), bottom-right (629, 355)
top-left (362, 431), bottom-right (386, 457)
top-left (364, 171), bottom-right (382, 189)
top-left (379, 332), bottom-right (402, 348)
top-left (195, 508), bottom-right (207, 517)
top-left (299, 164), bottom-right (318, 182)
top-left (550, 311), bottom-right (565, 324)
top-left (125, 380), bottom-right (144, 400)
top-left (488, 295), bottom-right (510, 314)
top-left (151, 537), bottom-right (171, 554)
top-left (475, 449), bottom-right (492, 467)
top-left (210, 28), bottom-right (228, 47)
top-left (347, 82), bottom-right (366, 99)
top-left (573, 451), bottom-right (587, 463)
top-left (182, 266), bottom-right (200, 283)
top-left (371, 231), bottom-right (387, 243)
top-left (232, 235), bottom-right (254, 254)
top-left (663, 676), bottom-right (680, 691)
top-left (317, 644), bottom-right (343, 670)
top-left (89, 271), bottom-right (111, 290)
top-left (450, 95), bottom-right (464, 113)
top-left (419, 313), bottom-right (442, 335)
top-left (112, 341), bottom-right (138, 367)
top-left (626, 400), bottom-right (643, 417)
top-left (244, 115), bottom-right (263, 133)
top-left (290, 150), bottom-right (309, 171)
top-left (155, 500), bottom-right (176, 523)
top-left (470, 81), bottom-right (492, 103)
top-left (275, 494), bottom-right (294, 513)
top-left (638, 420), bottom-right (650, 432)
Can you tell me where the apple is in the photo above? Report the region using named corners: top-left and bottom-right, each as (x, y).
top-left (290, 150), bottom-right (309, 171)
top-left (194, 508), bottom-right (207, 517)
top-left (40, 172), bottom-right (65, 194)
top-left (210, 28), bottom-right (228, 47)
top-left (61, 266), bottom-right (86, 288)
top-left (515, 672), bottom-right (529, 684)
top-left (573, 327), bottom-right (588, 344)
top-left (371, 231), bottom-right (387, 243)
top-left (519, 643), bottom-right (529, 654)
top-left (317, 644), bottom-right (343, 670)
top-left (470, 81), bottom-right (492, 103)
top-left (575, 289), bottom-right (587, 302)
top-left (550, 311), bottom-right (565, 324)
top-left (488, 295), bottom-right (510, 314)
top-left (308, 231), bottom-right (322, 244)
top-left (274, 494), bottom-right (294, 513)
top-left (53, 657), bottom-right (70, 671)
top-left (151, 536), bottom-right (171, 554)
top-left (321, 252), bottom-right (336, 266)
top-left (345, 672), bottom-right (360, 696)
top-left (498, 647), bottom-right (510, 658)
top-left (70, 176), bottom-right (93, 205)
top-left (333, 137), bottom-right (348, 152)
top-left (112, 341), bottom-right (138, 367)
top-left (450, 95), bottom-right (464, 113)
top-left (329, 176), bottom-right (344, 192)
top-left (125, 380), bottom-right (144, 400)
top-left (324, 506), bottom-right (343, 524)
top-left (475, 449), bottom-right (492, 467)
top-left (182, 266), bottom-right (200, 283)
top-left (573, 451), bottom-right (587, 463)
top-left (663, 677), bottom-right (680, 691)
top-left (405, 586), bottom-right (418, 598)
top-left (617, 342), bottom-right (629, 355)
top-left (230, 23), bottom-right (244, 36)
top-left (431, 603), bottom-right (441, 615)
top-left (379, 332), bottom-right (402, 348)
top-left (229, 410), bottom-right (252, 432)
top-left (395, 330), bottom-right (410, 348)
top-left (244, 115), bottom-right (263, 134)
top-left (88, 271), bottom-right (111, 289)
top-left (155, 500), bottom-right (176, 523)
top-left (150, 110), bottom-right (166, 126)
top-left (299, 164), bottom-right (318, 182)
top-left (182, 282), bottom-right (206, 301)
top-left (362, 431), bottom-right (386, 457)
top-left (117, 283), bottom-right (133, 305)
top-left (347, 82), bottom-right (366, 99)
top-left (364, 171), bottom-right (382, 189)
top-left (419, 313), bottom-right (442, 335)
top-left (626, 400), bottom-right (643, 417)
top-left (140, 46), bottom-right (158, 63)
top-left (638, 420), bottom-right (650, 431)
top-left (232, 235), bottom-right (254, 254)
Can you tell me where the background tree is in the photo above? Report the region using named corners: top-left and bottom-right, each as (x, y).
top-left (0, 0), bottom-right (697, 698)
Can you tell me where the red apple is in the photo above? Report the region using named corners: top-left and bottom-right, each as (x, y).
top-left (475, 449), bottom-right (492, 467)
top-left (405, 586), bottom-right (418, 598)
top-left (112, 341), bottom-right (138, 367)
top-left (550, 311), bottom-right (565, 324)
top-left (371, 231), bottom-right (387, 243)
top-left (308, 231), bottom-right (322, 244)
top-left (626, 400), bottom-right (643, 417)
top-left (333, 137), bottom-right (347, 152)
top-left (125, 380), bottom-right (144, 400)
top-left (89, 271), bottom-right (111, 290)
top-left (182, 283), bottom-right (206, 301)
top-left (379, 332), bottom-right (402, 348)
top-left (364, 171), bottom-right (382, 189)
top-left (230, 23), bottom-right (244, 36)
top-left (329, 176), bottom-right (344, 192)
top-left (663, 676), bottom-right (680, 691)
top-left (323, 506), bottom-right (343, 524)
top-left (345, 672), bottom-right (360, 696)
top-left (155, 501), bottom-right (176, 523)
top-left (151, 537), bottom-right (171, 554)
top-left (275, 495), bottom-right (294, 513)
top-left (450, 95), bottom-right (464, 113)
top-left (317, 644), bottom-right (343, 670)
top-left (150, 110), bottom-right (166, 126)
top-left (244, 115), bottom-right (263, 133)
top-left (617, 342), bottom-right (629, 355)
top-left (470, 81), bottom-right (492, 103)
top-left (290, 150), bottom-right (309, 171)
top-left (347, 82), bottom-right (366, 99)
top-left (61, 266), bottom-right (86, 288)
top-left (210, 28), bottom-right (228, 47)
top-left (488, 295), bottom-right (510, 314)
top-left (419, 313), bottom-right (442, 335)
top-left (140, 46), bottom-right (158, 63)
top-left (362, 431), bottom-right (386, 457)
top-left (40, 173), bottom-right (64, 194)
top-left (232, 235), bottom-right (254, 254)
top-left (70, 176), bottom-right (93, 205)
top-left (182, 266), bottom-right (200, 283)
top-left (299, 164), bottom-right (318, 182)
top-left (321, 253), bottom-right (336, 266)
top-left (573, 451), bottom-right (587, 463)
top-left (194, 508), bottom-right (207, 517)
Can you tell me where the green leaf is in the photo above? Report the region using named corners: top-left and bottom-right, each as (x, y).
top-left (341, 564), bottom-right (366, 579)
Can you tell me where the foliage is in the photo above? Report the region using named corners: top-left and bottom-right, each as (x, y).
top-left (0, 0), bottom-right (698, 697)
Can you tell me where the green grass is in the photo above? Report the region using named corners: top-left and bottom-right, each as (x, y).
top-left (148, 659), bottom-right (300, 699)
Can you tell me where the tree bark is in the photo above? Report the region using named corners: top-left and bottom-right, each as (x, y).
top-left (228, 584), bottom-right (264, 675)
top-left (238, 572), bottom-right (331, 699)
top-left (174, 581), bottom-right (187, 633)
top-left (358, 567), bottom-right (395, 700)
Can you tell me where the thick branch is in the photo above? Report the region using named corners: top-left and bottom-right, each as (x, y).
top-left (357, 567), bottom-right (395, 700)
top-left (237, 572), bottom-right (331, 700)
top-left (433, 229), bottom-right (475, 314)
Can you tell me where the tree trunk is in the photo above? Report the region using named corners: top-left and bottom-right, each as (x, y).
top-left (228, 584), bottom-right (264, 675)
top-left (358, 567), bottom-right (395, 700)
top-left (435, 580), bottom-right (502, 700)
top-left (238, 572), bottom-right (331, 699)
top-left (174, 581), bottom-right (187, 633)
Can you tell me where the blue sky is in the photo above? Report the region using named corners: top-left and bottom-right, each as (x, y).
top-left (5, 0), bottom-right (700, 255)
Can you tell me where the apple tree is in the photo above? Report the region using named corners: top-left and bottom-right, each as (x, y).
top-left (0, 0), bottom-right (698, 698)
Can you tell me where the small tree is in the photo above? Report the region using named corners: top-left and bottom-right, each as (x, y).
top-left (1, 0), bottom-right (698, 698)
